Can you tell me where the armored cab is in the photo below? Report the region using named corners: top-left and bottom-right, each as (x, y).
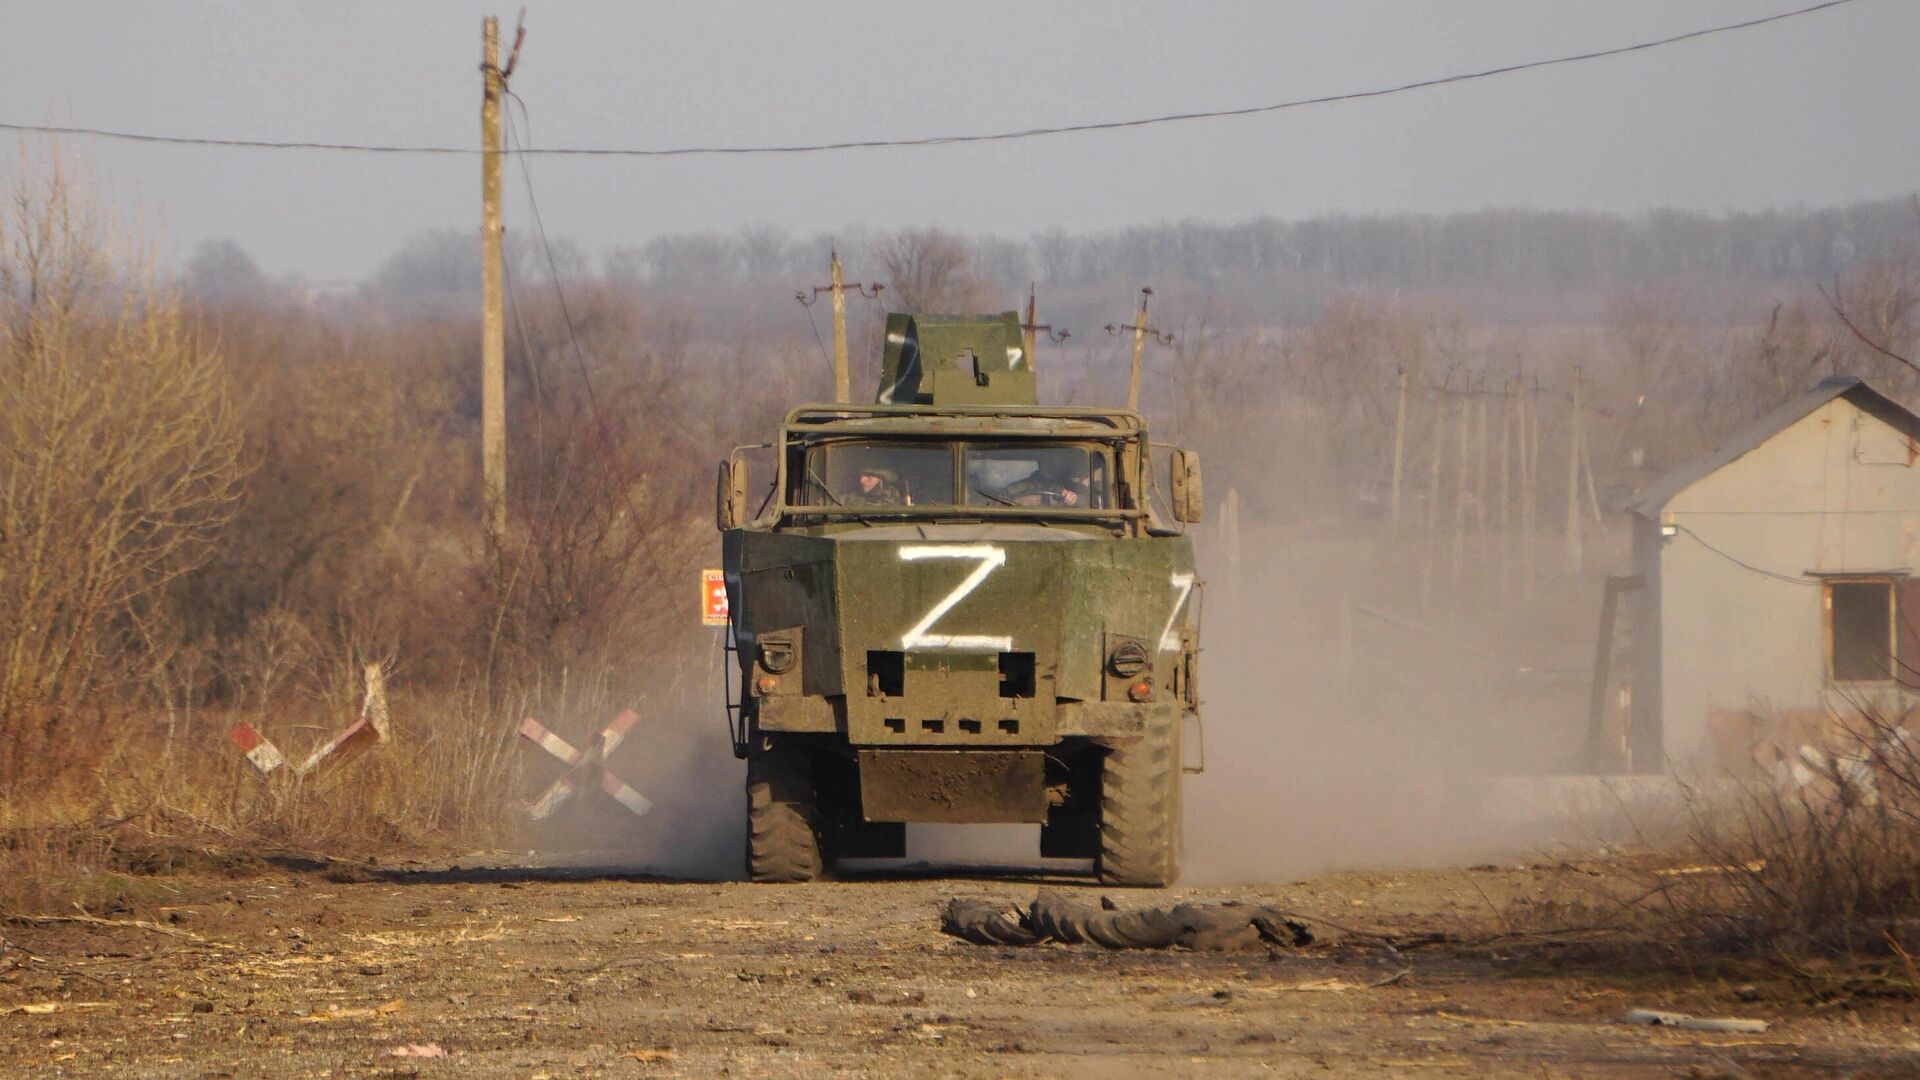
top-left (716, 312), bottom-right (1203, 886)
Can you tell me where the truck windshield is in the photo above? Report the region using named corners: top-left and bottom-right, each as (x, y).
top-left (794, 440), bottom-right (1112, 511)
top-left (801, 442), bottom-right (953, 507)
top-left (964, 444), bottom-right (1107, 509)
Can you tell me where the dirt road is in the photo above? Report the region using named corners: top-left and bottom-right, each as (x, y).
top-left (4, 858), bottom-right (1917, 1077)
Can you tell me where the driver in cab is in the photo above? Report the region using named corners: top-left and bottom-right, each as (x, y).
top-left (847, 465), bottom-right (906, 505)
top-left (1003, 461), bottom-right (1089, 507)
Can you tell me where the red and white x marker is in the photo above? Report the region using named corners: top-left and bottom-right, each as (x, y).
top-left (517, 709), bottom-right (652, 820)
top-left (230, 721), bottom-right (289, 776)
top-left (228, 664), bottom-right (393, 778)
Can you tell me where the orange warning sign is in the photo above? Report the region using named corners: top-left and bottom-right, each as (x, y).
top-left (701, 569), bottom-right (729, 626)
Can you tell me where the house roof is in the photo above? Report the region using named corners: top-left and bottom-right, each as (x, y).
top-left (1627, 375), bottom-right (1920, 516)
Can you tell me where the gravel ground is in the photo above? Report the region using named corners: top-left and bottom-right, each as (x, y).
top-left (4, 858), bottom-right (1919, 1077)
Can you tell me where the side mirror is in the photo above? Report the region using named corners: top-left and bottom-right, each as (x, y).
top-left (716, 455), bottom-right (748, 530)
top-left (1167, 448), bottom-right (1204, 525)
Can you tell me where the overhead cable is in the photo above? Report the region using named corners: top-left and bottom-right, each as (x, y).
top-left (1673, 525), bottom-right (1817, 586)
top-left (0, 0), bottom-right (1864, 159)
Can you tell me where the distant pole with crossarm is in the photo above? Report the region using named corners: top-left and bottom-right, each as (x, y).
top-left (1019, 282), bottom-right (1070, 377)
top-left (797, 246), bottom-right (883, 404)
top-left (1105, 286), bottom-right (1173, 413)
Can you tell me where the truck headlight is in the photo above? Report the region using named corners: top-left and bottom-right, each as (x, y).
top-left (758, 640), bottom-right (796, 674)
top-left (1107, 641), bottom-right (1149, 679)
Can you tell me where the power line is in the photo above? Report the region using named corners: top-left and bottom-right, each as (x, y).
top-left (799, 302), bottom-right (834, 375)
top-left (0, 0), bottom-right (1864, 160)
top-left (1673, 524), bottom-right (1817, 586)
top-left (502, 91), bottom-right (702, 476)
top-left (503, 95), bottom-right (626, 474)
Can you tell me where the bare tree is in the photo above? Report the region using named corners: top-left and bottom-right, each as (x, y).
top-left (1820, 203), bottom-right (1920, 396)
top-left (0, 151), bottom-right (247, 721)
top-left (870, 228), bottom-right (988, 313)
top-left (1605, 284), bottom-right (1700, 469)
top-left (1720, 300), bottom-right (1830, 418)
top-left (733, 224), bottom-right (791, 280)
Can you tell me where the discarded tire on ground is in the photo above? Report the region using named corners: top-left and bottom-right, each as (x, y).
top-left (746, 743), bottom-right (823, 883)
top-left (1097, 719), bottom-right (1182, 887)
top-left (940, 899), bottom-right (1042, 946)
top-left (942, 891), bottom-right (1314, 951)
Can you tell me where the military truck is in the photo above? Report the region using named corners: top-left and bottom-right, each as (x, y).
top-left (715, 311), bottom-right (1203, 886)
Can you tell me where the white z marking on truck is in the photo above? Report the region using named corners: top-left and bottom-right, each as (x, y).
top-left (1159, 572), bottom-right (1196, 652)
top-left (898, 544), bottom-right (1011, 651)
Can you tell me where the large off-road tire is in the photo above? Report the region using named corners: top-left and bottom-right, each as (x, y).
top-left (1095, 719), bottom-right (1183, 887)
top-left (746, 745), bottom-right (824, 883)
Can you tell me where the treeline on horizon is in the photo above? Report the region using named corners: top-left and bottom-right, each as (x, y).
top-left (190, 193), bottom-right (1920, 328)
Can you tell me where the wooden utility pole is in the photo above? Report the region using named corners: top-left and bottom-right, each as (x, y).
top-left (480, 16), bottom-right (506, 538)
top-left (829, 248), bottom-right (849, 402)
top-left (1126, 288), bottom-right (1150, 412)
top-left (1421, 385), bottom-right (1446, 608)
top-left (1565, 366), bottom-right (1585, 570)
top-left (1452, 388), bottom-right (1470, 584)
top-left (1425, 387), bottom-right (1446, 539)
top-left (798, 247), bottom-right (882, 404)
top-left (1018, 283), bottom-right (1069, 374)
top-left (1524, 377), bottom-right (1541, 598)
top-left (1023, 284), bottom-right (1038, 368)
top-left (1106, 287), bottom-right (1171, 413)
top-left (1474, 383), bottom-right (1489, 556)
top-left (479, 14), bottom-right (523, 539)
top-left (1388, 368), bottom-right (1409, 535)
top-left (1497, 377), bottom-right (1513, 566)
top-left (1580, 422), bottom-right (1604, 524)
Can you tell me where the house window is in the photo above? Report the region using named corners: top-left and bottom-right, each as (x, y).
top-left (1827, 578), bottom-right (1896, 683)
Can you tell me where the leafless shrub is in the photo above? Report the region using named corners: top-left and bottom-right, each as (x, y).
top-left (1647, 705), bottom-right (1920, 998)
top-left (0, 149), bottom-right (246, 742)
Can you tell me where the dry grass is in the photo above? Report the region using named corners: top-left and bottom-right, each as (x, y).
top-left (1637, 707), bottom-right (1920, 1000)
top-left (0, 683), bottom-right (535, 916)
top-left (0, 145), bottom-right (714, 917)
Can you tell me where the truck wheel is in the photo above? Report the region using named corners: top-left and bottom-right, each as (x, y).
top-left (746, 745), bottom-right (823, 883)
top-left (1096, 719), bottom-right (1182, 887)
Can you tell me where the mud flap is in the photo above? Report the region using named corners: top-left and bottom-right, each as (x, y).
top-left (1040, 808), bottom-right (1099, 858)
top-left (858, 749), bottom-right (1046, 823)
top-left (828, 817), bottom-right (907, 859)
top-left (1041, 748), bottom-right (1101, 858)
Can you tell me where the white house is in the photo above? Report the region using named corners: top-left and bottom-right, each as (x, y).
top-left (1627, 376), bottom-right (1920, 773)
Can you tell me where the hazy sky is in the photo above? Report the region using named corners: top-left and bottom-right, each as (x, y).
top-left (2, 1), bottom-right (1911, 282)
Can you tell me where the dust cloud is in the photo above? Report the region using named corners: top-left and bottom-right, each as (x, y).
top-left (1180, 519), bottom-right (1595, 884)
top-left (546, 518), bottom-right (1617, 885)
top-left (523, 638), bottom-right (744, 882)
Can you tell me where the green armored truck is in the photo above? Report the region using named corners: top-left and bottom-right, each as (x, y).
top-left (715, 312), bottom-right (1203, 886)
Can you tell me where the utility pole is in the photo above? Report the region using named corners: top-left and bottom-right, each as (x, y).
top-left (1522, 374), bottom-right (1541, 600)
top-left (1388, 368), bottom-right (1409, 535)
top-left (1580, 417), bottom-right (1604, 524)
top-left (1565, 365), bottom-right (1585, 571)
top-left (1023, 284), bottom-right (1037, 367)
top-left (1452, 385), bottom-right (1470, 585)
top-left (1421, 381), bottom-right (1447, 609)
top-left (479, 14), bottom-right (523, 539)
top-left (1498, 375), bottom-right (1515, 592)
top-left (1105, 286), bottom-right (1173, 413)
top-left (1018, 282), bottom-right (1070, 373)
top-left (830, 248), bottom-right (848, 402)
top-left (797, 246), bottom-right (881, 404)
top-left (1474, 381), bottom-right (1490, 558)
